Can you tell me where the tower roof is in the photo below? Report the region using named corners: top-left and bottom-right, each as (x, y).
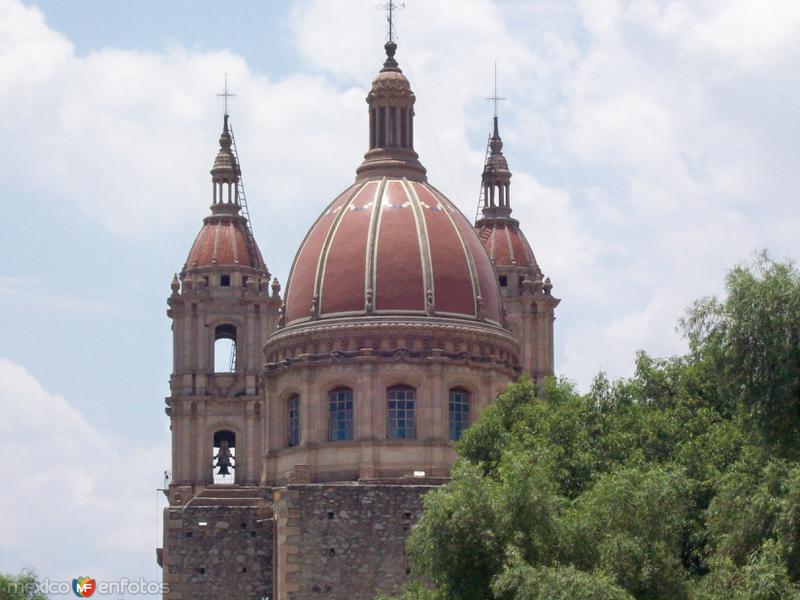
top-left (475, 102), bottom-right (542, 276)
top-left (476, 219), bottom-right (541, 274)
top-left (185, 217), bottom-right (265, 272)
top-left (183, 115), bottom-right (267, 274)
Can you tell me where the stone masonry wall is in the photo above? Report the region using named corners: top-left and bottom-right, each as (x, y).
top-left (162, 505), bottom-right (274, 600)
top-left (276, 483), bottom-right (435, 600)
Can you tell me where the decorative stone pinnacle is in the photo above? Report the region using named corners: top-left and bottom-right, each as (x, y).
top-left (382, 41), bottom-right (399, 71)
top-left (211, 114), bottom-right (239, 183)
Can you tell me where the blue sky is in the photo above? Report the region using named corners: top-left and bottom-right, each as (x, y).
top-left (1, 0), bottom-right (799, 595)
top-left (33, 1), bottom-right (296, 73)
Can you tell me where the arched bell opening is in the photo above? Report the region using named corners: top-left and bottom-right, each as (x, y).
top-left (212, 429), bottom-right (237, 484)
top-left (213, 323), bottom-right (237, 373)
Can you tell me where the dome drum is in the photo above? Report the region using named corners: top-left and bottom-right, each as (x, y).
top-left (262, 316), bottom-right (520, 376)
top-left (260, 322), bottom-right (517, 485)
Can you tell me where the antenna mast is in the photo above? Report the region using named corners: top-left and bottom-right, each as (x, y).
top-left (381, 0), bottom-right (405, 42)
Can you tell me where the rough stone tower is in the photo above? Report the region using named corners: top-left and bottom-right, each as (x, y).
top-left (159, 115), bottom-right (281, 600)
top-left (475, 115), bottom-right (560, 380)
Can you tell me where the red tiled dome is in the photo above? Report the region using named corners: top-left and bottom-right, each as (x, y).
top-left (476, 220), bottom-right (540, 272)
top-left (283, 178), bottom-right (503, 326)
top-left (185, 212), bottom-right (265, 271)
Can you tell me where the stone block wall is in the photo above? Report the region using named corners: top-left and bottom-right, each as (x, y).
top-left (162, 505), bottom-right (274, 600)
top-left (275, 483), bottom-right (435, 600)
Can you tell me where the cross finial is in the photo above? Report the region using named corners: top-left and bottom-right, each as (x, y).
top-left (216, 74), bottom-right (236, 117)
top-left (487, 61), bottom-right (506, 119)
top-left (381, 0), bottom-right (405, 43)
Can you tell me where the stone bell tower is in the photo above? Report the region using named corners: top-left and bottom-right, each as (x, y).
top-left (475, 114), bottom-right (560, 380)
top-left (165, 114), bottom-right (281, 499)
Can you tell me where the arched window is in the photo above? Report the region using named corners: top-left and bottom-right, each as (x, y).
top-left (387, 385), bottom-right (416, 440)
top-left (212, 430), bottom-right (236, 484)
top-left (449, 388), bottom-right (471, 441)
top-left (329, 387), bottom-right (354, 441)
top-left (214, 324), bottom-right (237, 373)
top-left (288, 395), bottom-right (300, 447)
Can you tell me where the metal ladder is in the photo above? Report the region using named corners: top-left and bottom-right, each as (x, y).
top-left (474, 135), bottom-right (492, 224)
top-left (228, 122), bottom-right (259, 270)
top-left (228, 340), bottom-right (237, 373)
top-left (227, 121), bottom-right (258, 374)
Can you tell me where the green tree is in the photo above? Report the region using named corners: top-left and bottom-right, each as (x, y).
top-left (492, 551), bottom-right (633, 600)
top-left (406, 456), bottom-right (560, 600)
top-left (405, 462), bottom-right (504, 600)
top-left (0, 571), bottom-right (48, 600)
top-left (564, 466), bottom-right (690, 599)
top-left (682, 253), bottom-right (800, 456)
top-left (380, 255), bottom-right (800, 600)
top-left (705, 454), bottom-right (800, 580)
top-left (691, 541), bottom-right (800, 600)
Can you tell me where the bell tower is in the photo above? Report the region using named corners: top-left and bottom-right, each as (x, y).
top-left (165, 114), bottom-right (281, 500)
top-left (475, 112), bottom-right (560, 380)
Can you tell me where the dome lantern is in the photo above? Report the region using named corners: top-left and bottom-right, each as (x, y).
top-left (210, 114), bottom-right (242, 215)
top-left (356, 42), bottom-right (427, 182)
top-left (480, 115), bottom-right (513, 219)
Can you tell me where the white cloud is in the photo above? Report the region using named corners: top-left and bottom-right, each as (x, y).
top-left (0, 0), bottom-right (365, 250)
top-left (0, 357), bottom-right (167, 591)
top-left (2, 0), bottom-right (799, 393)
top-left (0, 0), bottom-right (71, 84)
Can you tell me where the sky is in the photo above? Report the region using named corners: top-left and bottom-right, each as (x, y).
top-left (1, 0), bottom-right (799, 595)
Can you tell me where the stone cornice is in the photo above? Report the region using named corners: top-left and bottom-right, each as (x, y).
top-left (261, 316), bottom-right (520, 377)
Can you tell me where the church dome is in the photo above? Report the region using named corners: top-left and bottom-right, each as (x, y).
top-left (261, 39), bottom-right (521, 488)
top-left (281, 41), bottom-right (502, 329)
top-left (283, 177), bottom-right (502, 325)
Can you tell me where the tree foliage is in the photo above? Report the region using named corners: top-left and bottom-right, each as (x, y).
top-left (382, 255), bottom-right (800, 600)
top-left (682, 252), bottom-right (800, 455)
top-left (492, 552), bottom-right (634, 600)
top-left (0, 571), bottom-right (47, 600)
